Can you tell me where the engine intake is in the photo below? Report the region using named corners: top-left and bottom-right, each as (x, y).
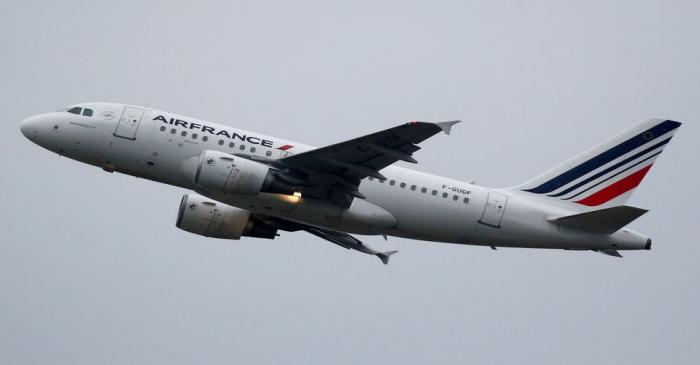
top-left (176, 194), bottom-right (277, 239)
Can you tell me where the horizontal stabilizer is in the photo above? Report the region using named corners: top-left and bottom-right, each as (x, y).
top-left (549, 206), bottom-right (648, 234)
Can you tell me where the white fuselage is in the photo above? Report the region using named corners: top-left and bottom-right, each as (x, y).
top-left (20, 102), bottom-right (650, 251)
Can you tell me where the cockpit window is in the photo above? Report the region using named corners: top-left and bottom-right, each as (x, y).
top-left (82, 108), bottom-right (93, 117)
top-left (67, 107), bottom-right (82, 115)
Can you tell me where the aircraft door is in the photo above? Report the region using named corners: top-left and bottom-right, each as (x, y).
top-left (114, 106), bottom-right (145, 140)
top-left (479, 192), bottom-right (508, 228)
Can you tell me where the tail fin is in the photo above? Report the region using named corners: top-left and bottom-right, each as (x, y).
top-left (514, 119), bottom-right (681, 208)
top-left (376, 250), bottom-right (398, 265)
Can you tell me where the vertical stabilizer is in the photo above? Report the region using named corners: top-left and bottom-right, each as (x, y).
top-left (513, 119), bottom-right (681, 209)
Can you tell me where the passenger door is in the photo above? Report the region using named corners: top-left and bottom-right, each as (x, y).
top-left (479, 192), bottom-right (508, 228)
top-left (114, 106), bottom-right (145, 140)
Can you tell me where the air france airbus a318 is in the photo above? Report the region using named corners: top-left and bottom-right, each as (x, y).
top-left (20, 103), bottom-right (681, 264)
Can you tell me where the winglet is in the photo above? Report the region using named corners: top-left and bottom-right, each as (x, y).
top-left (377, 250), bottom-right (398, 265)
top-left (436, 120), bottom-right (461, 135)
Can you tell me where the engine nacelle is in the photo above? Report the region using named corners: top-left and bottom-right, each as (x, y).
top-left (191, 150), bottom-right (294, 195)
top-left (176, 194), bottom-right (277, 239)
top-left (194, 150), bottom-right (269, 194)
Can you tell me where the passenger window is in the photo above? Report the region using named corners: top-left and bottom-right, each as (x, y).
top-left (239, 145), bottom-right (245, 150)
top-left (181, 131), bottom-right (187, 137)
top-left (82, 108), bottom-right (93, 117)
top-left (368, 177), bottom-right (374, 181)
top-left (67, 107), bottom-right (82, 115)
top-left (421, 187), bottom-right (427, 193)
top-left (250, 147), bottom-right (256, 153)
top-left (218, 140), bottom-right (224, 146)
top-left (389, 180), bottom-right (396, 186)
top-left (410, 185), bottom-right (416, 191)
top-left (192, 133), bottom-right (198, 139)
top-left (266, 151), bottom-right (272, 157)
top-left (442, 192), bottom-right (448, 198)
top-left (463, 197), bottom-right (470, 203)
top-left (170, 128), bottom-right (176, 134)
top-left (160, 126), bottom-right (166, 132)
top-left (229, 142), bottom-right (235, 148)
top-left (452, 195), bottom-right (459, 201)
top-left (400, 182), bottom-right (406, 188)
top-left (202, 136), bottom-right (208, 141)
top-left (432, 190), bottom-right (437, 196)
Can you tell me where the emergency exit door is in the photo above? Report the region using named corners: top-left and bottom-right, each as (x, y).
top-left (114, 106), bottom-right (145, 140)
top-left (479, 192), bottom-right (508, 228)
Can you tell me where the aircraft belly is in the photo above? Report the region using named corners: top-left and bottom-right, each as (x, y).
top-left (359, 181), bottom-right (484, 243)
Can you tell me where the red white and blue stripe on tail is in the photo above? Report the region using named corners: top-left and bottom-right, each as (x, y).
top-left (518, 119), bottom-right (681, 208)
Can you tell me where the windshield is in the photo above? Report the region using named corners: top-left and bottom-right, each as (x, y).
top-left (64, 106), bottom-right (94, 117)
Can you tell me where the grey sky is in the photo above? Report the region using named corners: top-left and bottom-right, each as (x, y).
top-left (2, 0), bottom-right (699, 364)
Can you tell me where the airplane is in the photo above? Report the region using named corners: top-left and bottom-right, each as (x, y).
top-left (19, 103), bottom-right (681, 264)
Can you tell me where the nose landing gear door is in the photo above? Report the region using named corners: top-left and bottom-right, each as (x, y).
top-left (479, 192), bottom-right (508, 228)
top-left (114, 106), bottom-right (145, 140)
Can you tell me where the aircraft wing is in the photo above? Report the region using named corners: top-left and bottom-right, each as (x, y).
top-left (256, 216), bottom-right (398, 264)
top-left (278, 120), bottom-right (460, 182)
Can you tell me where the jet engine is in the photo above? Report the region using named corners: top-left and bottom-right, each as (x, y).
top-left (191, 150), bottom-right (294, 195)
top-left (176, 194), bottom-right (277, 239)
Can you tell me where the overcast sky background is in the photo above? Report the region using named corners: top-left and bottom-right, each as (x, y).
top-left (2, 1), bottom-right (699, 364)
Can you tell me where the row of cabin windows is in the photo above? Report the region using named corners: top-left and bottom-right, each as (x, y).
top-left (160, 124), bottom-right (465, 202)
top-left (160, 125), bottom-right (273, 157)
top-left (367, 176), bottom-right (470, 203)
top-left (67, 106), bottom-right (94, 117)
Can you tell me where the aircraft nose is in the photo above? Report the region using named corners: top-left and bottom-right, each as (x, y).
top-left (20, 115), bottom-right (42, 140)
